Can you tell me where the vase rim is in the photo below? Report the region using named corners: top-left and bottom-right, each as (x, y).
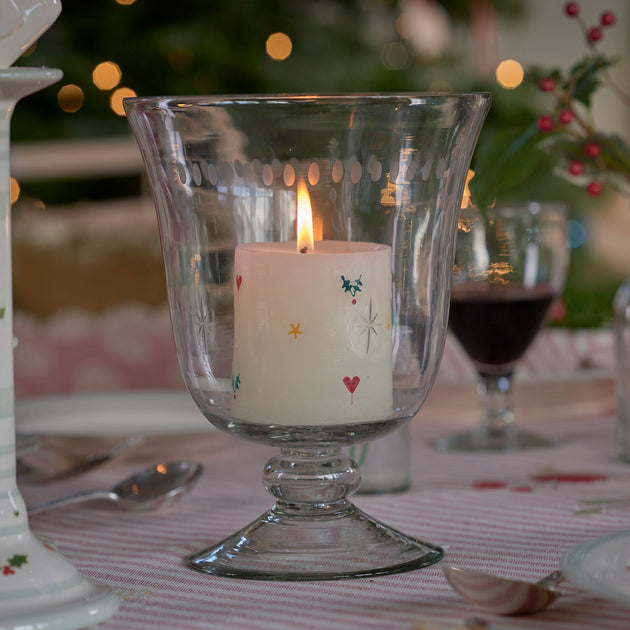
top-left (123, 91), bottom-right (491, 110)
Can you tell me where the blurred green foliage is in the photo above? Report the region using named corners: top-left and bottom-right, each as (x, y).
top-left (12, 0), bottom-right (525, 141)
top-left (10, 0), bottom-right (623, 328)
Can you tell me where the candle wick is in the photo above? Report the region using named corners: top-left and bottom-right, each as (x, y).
top-left (299, 246), bottom-right (309, 254)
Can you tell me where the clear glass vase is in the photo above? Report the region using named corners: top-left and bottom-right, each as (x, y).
top-left (125, 93), bottom-right (490, 580)
top-left (615, 278), bottom-right (630, 462)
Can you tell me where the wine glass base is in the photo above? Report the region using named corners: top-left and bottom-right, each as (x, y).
top-left (189, 501), bottom-right (443, 581)
top-left (435, 427), bottom-right (555, 451)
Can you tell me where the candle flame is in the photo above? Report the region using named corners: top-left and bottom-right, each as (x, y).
top-left (297, 179), bottom-right (314, 254)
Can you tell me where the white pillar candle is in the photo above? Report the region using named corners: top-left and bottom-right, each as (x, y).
top-left (231, 240), bottom-right (393, 426)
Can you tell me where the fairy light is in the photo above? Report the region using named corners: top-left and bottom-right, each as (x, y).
top-left (496, 59), bottom-right (524, 89)
top-left (9, 178), bottom-right (19, 204)
top-left (93, 61), bottom-right (122, 90)
top-left (110, 87), bottom-right (137, 116)
top-left (57, 84), bottom-right (84, 113)
top-left (266, 32), bottom-right (292, 61)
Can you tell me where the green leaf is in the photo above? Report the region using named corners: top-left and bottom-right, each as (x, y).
top-left (570, 56), bottom-right (618, 106)
top-left (469, 123), bottom-right (545, 209)
top-left (7, 554), bottom-right (27, 568)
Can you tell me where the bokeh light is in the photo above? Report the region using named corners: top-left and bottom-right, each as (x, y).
top-left (496, 59), bottom-right (524, 89)
top-left (380, 42), bottom-right (408, 70)
top-left (9, 178), bottom-right (19, 204)
top-left (110, 87), bottom-right (137, 116)
top-left (266, 32), bottom-right (292, 61)
top-left (93, 61), bottom-right (122, 90)
top-left (115, 0), bottom-right (136, 5)
top-left (57, 84), bottom-right (84, 113)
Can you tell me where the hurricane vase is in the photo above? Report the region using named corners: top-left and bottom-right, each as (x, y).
top-left (126, 93), bottom-right (490, 580)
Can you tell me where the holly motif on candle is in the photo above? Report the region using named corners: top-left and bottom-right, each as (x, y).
top-left (288, 323), bottom-right (303, 339)
top-left (359, 298), bottom-right (383, 353)
top-left (232, 373), bottom-right (241, 399)
top-left (341, 274), bottom-right (363, 298)
top-left (0, 307), bottom-right (4, 319)
top-left (236, 274), bottom-right (243, 291)
top-left (2, 554), bottom-right (27, 577)
top-left (343, 375), bottom-right (360, 404)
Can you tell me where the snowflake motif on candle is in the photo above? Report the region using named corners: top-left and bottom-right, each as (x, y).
top-left (195, 306), bottom-right (214, 348)
top-left (341, 274), bottom-right (362, 299)
top-left (359, 298), bottom-right (383, 353)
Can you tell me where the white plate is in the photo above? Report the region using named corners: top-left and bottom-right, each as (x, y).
top-left (561, 529), bottom-right (630, 606)
top-left (15, 390), bottom-right (213, 436)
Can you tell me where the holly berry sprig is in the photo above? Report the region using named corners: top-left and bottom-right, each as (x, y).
top-left (532, 3), bottom-right (630, 197)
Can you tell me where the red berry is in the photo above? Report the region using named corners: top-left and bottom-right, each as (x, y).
top-left (601, 11), bottom-right (616, 26)
top-left (565, 2), bottom-right (579, 17)
top-left (569, 161), bottom-right (584, 175)
top-left (537, 115), bottom-right (554, 133)
top-left (588, 26), bottom-right (603, 42)
top-left (539, 77), bottom-right (555, 92)
top-left (558, 109), bottom-right (573, 125)
top-left (585, 141), bottom-right (601, 157)
top-left (586, 180), bottom-right (603, 196)
top-left (587, 180), bottom-right (603, 196)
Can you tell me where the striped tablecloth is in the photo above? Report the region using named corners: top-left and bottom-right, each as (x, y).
top-left (14, 377), bottom-right (630, 630)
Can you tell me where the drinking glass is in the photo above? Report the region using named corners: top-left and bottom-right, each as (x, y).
top-left (125, 93), bottom-right (490, 580)
top-left (437, 201), bottom-right (568, 451)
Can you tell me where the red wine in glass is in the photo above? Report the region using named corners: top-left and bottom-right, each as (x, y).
top-left (449, 283), bottom-right (555, 374)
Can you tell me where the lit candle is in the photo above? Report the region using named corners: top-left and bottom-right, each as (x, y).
top-left (231, 181), bottom-right (393, 426)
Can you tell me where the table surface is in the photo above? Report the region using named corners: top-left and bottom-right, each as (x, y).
top-left (16, 375), bottom-right (630, 630)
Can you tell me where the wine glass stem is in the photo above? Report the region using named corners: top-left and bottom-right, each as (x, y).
top-left (477, 371), bottom-right (515, 434)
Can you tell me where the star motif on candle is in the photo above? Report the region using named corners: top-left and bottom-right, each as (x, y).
top-left (359, 299), bottom-right (381, 353)
top-left (288, 323), bottom-right (303, 339)
top-left (341, 274), bottom-right (363, 297)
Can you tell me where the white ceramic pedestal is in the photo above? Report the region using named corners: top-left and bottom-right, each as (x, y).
top-left (0, 67), bottom-right (119, 630)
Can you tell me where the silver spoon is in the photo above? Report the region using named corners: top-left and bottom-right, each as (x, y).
top-left (443, 565), bottom-right (565, 615)
top-left (28, 460), bottom-right (203, 515)
top-left (18, 435), bottom-right (143, 483)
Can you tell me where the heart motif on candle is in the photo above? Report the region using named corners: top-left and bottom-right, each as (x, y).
top-left (236, 274), bottom-right (243, 291)
top-left (343, 376), bottom-right (360, 394)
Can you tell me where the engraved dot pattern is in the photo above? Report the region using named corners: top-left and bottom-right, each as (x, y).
top-left (172, 150), bottom-right (449, 194)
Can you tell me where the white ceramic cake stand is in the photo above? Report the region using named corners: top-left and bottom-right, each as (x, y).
top-left (0, 67), bottom-right (119, 630)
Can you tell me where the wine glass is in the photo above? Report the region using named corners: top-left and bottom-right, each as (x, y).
top-left (124, 93), bottom-right (490, 581)
top-left (437, 201), bottom-right (568, 451)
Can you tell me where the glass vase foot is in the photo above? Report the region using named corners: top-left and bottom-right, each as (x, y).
top-left (436, 426), bottom-right (555, 451)
top-left (189, 501), bottom-right (443, 581)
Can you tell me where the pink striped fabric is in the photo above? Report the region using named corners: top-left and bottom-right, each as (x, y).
top-left (13, 304), bottom-right (615, 397)
top-left (15, 382), bottom-right (630, 630)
